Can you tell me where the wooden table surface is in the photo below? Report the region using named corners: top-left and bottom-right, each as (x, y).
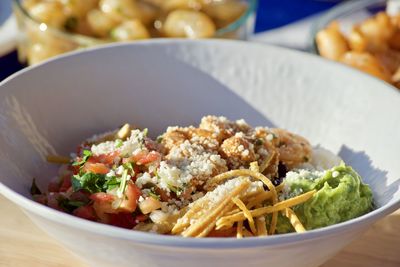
top-left (1, 194), bottom-right (399, 267)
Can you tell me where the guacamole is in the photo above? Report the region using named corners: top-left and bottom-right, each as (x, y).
top-left (276, 164), bottom-right (374, 233)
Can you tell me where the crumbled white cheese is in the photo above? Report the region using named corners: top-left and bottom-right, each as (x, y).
top-left (116, 165), bottom-right (125, 176)
top-left (235, 119), bottom-right (248, 127)
top-left (194, 177), bottom-right (249, 206)
top-left (245, 181), bottom-right (264, 195)
top-left (162, 140), bottom-right (226, 192)
top-left (106, 170), bottom-right (116, 177)
top-left (135, 172), bottom-right (157, 188)
top-left (118, 129), bottom-right (146, 156)
top-left (157, 161), bottom-right (183, 191)
top-left (91, 140), bottom-right (117, 156)
top-left (281, 169), bottom-right (325, 200)
top-left (91, 129), bottom-right (146, 156)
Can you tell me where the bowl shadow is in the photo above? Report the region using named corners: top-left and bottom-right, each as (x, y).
top-left (338, 145), bottom-right (399, 207)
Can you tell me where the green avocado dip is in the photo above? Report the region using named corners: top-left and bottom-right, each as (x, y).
top-left (276, 164), bottom-right (374, 233)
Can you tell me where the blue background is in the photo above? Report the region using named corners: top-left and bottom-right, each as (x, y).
top-left (0, 0), bottom-right (338, 81)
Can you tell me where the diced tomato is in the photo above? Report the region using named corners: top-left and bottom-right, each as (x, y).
top-left (135, 214), bottom-right (148, 223)
top-left (118, 183), bottom-right (141, 212)
top-left (138, 151), bottom-right (161, 165)
top-left (59, 175), bottom-right (72, 192)
top-left (108, 213), bottom-right (137, 229)
top-left (92, 193), bottom-right (116, 222)
top-left (47, 193), bottom-right (63, 211)
top-left (88, 152), bottom-right (120, 166)
top-left (48, 177), bottom-right (61, 193)
top-left (69, 164), bottom-right (80, 175)
top-left (83, 162), bottom-right (110, 174)
top-left (91, 184), bottom-right (141, 222)
top-left (90, 192), bottom-right (115, 202)
top-left (69, 190), bottom-right (90, 203)
top-left (124, 151), bottom-right (161, 166)
top-left (73, 205), bottom-right (97, 221)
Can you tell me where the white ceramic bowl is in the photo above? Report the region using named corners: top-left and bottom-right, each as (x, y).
top-left (0, 40), bottom-right (399, 267)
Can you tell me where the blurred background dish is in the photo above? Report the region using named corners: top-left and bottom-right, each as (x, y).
top-left (0, 0), bottom-right (17, 57)
top-left (311, 0), bottom-right (400, 89)
top-left (13, 0), bottom-right (257, 65)
top-left (1, 0), bottom-right (342, 80)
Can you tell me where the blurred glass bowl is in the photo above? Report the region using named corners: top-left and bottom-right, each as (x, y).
top-left (13, 0), bottom-right (258, 65)
top-left (310, 0), bottom-right (387, 54)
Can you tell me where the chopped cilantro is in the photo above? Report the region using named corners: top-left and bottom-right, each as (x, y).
top-left (105, 176), bottom-right (120, 190)
top-left (115, 139), bottom-right (123, 148)
top-left (117, 169), bottom-right (129, 197)
top-left (30, 178), bottom-right (42, 195)
top-left (58, 198), bottom-right (86, 213)
top-left (123, 162), bottom-right (134, 171)
top-left (72, 172), bottom-right (107, 193)
top-left (72, 150), bottom-right (92, 167)
top-left (167, 183), bottom-right (183, 195)
top-left (156, 135), bottom-right (163, 143)
top-left (72, 171), bottom-right (124, 193)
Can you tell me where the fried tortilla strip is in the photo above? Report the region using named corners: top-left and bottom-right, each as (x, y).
top-left (177, 178), bottom-right (251, 237)
top-left (236, 220), bottom-right (244, 238)
top-left (216, 190), bottom-right (316, 228)
top-left (232, 197), bottom-right (257, 234)
top-left (195, 202), bottom-right (238, 238)
top-left (246, 183), bottom-right (284, 209)
top-left (256, 215), bottom-right (268, 236)
top-left (171, 196), bottom-right (214, 234)
top-left (205, 169), bottom-right (278, 234)
top-left (283, 208), bottom-right (306, 233)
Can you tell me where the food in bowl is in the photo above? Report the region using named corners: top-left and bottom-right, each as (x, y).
top-left (32, 115), bottom-right (374, 238)
top-left (14, 0), bottom-right (255, 65)
top-left (316, 10), bottom-right (400, 89)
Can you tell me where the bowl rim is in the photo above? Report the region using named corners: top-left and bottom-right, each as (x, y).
top-left (12, 0), bottom-right (258, 44)
top-left (1, 39), bottom-right (400, 249)
top-left (309, 0), bottom-right (386, 54)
